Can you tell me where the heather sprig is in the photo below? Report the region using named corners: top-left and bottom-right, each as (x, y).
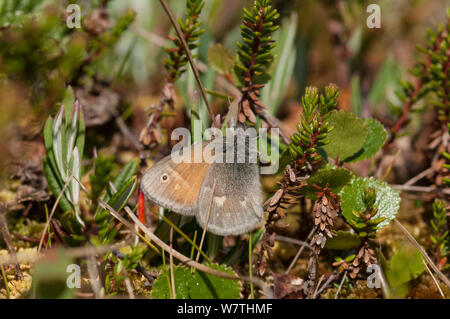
top-left (443, 123), bottom-right (450, 186)
top-left (333, 188), bottom-right (382, 279)
top-left (390, 12), bottom-right (449, 140)
top-left (163, 0), bottom-right (205, 82)
top-left (430, 199), bottom-right (448, 269)
top-left (288, 84), bottom-right (339, 166)
top-left (235, 0), bottom-right (279, 87)
top-left (346, 188), bottom-right (385, 240)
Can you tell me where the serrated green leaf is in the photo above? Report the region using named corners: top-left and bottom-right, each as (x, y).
top-left (340, 177), bottom-right (401, 229)
top-left (189, 263), bottom-right (240, 299)
top-left (151, 266), bottom-right (192, 299)
top-left (322, 110), bottom-right (368, 160)
top-left (208, 43), bottom-right (233, 74)
top-left (344, 119), bottom-right (387, 163)
top-left (151, 264), bottom-right (240, 299)
top-left (325, 231), bottom-right (361, 250)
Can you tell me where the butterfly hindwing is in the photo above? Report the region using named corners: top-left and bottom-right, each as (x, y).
top-left (196, 162), bottom-right (263, 236)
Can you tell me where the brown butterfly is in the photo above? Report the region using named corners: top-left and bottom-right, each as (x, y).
top-left (140, 133), bottom-right (263, 236)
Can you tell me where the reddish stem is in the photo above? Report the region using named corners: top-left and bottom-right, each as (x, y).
top-left (388, 32), bottom-right (445, 145)
top-left (138, 190), bottom-right (145, 225)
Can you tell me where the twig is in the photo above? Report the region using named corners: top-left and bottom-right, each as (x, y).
top-left (285, 229), bottom-right (315, 274)
top-left (0, 204), bottom-right (23, 279)
top-left (259, 109), bottom-right (291, 145)
top-left (133, 26), bottom-right (169, 47)
top-left (123, 268), bottom-right (136, 299)
top-left (112, 250), bottom-right (155, 286)
top-left (380, 149), bottom-right (401, 181)
top-left (313, 272), bottom-right (338, 299)
top-left (108, 182), bottom-right (140, 246)
top-left (391, 184), bottom-right (450, 195)
top-left (169, 227), bottom-right (176, 299)
top-left (421, 257), bottom-right (445, 299)
top-left (0, 243), bottom-right (127, 267)
top-left (114, 111), bottom-right (144, 153)
top-left (87, 255), bottom-right (102, 299)
top-left (403, 167), bottom-right (434, 186)
top-left (276, 235), bottom-right (317, 256)
top-left (275, 234), bottom-right (320, 298)
top-left (334, 271), bottom-right (347, 299)
top-left (158, 0), bottom-right (219, 128)
top-left (312, 274), bottom-right (324, 299)
top-left (394, 219), bottom-right (450, 289)
top-left (376, 260), bottom-right (392, 299)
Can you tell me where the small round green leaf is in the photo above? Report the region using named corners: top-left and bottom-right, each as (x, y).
top-left (151, 266), bottom-right (191, 299)
top-left (344, 118), bottom-right (387, 163)
top-left (151, 264), bottom-right (241, 299)
top-left (322, 110), bottom-right (368, 160)
top-left (189, 263), bottom-right (240, 299)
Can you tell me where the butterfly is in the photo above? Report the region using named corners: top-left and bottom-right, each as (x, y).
top-left (140, 130), bottom-right (263, 236)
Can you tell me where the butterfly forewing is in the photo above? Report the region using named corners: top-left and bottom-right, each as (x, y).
top-left (140, 144), bottom-right (211, 215)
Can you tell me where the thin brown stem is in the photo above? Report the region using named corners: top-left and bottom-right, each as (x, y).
top-left (158, 0), bottom-right (219, 128)
top-left (169, 227), bottom-right (176, 299)
top-left (283, 229), bottom-right (316, 274)
top-left (0, 204), bottom-right (23, 279)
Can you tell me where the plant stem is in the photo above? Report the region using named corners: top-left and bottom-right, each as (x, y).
top-left (158, 0), bottom-right (219, 128)
top-left (1, 265), bottom-right (10, 299)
